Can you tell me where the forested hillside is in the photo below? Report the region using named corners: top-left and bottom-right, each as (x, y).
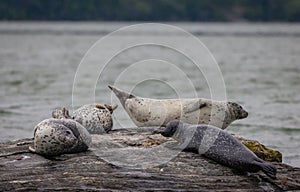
top-left (0, 0), bottom-right (299, 21)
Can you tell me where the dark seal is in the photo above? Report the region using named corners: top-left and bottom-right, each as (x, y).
top-left (159, 120), bottom-right (277, 179)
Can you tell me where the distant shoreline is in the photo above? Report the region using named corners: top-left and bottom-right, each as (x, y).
top-left (0, 21), bottom-right (299, 37)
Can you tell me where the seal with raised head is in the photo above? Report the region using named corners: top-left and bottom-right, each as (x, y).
top-left (158, 120), bottom-right (277, 179)
top-left (52, 103), bottom-right (118, 134)
top-left (29, 118), bottom-right (92, 157)
top-left (108, 85), bottom-right (248, 129)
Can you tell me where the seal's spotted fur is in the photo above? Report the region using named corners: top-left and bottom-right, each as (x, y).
top-left (73, 104), bottom-right (117, 134)
top-left (52, 104), bottom-right (118, 134)
top-left (29, 118), bottom-right (91, 156)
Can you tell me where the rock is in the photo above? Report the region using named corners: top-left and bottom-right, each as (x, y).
top-left (235, 135), bottom-right (282, 162)
top-left (0, 128), bottom-right (299, 191)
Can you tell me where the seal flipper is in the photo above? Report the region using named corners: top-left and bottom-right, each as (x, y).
top-left (184, 99), bottom-right (206, 114)
top-left (95, 104), bottom-right (106, 109)
top-left (29, 146), bottom-right (36, 153)
top-left (63, 121), bottom-right (90, 151)
top-left (255, 160), bottom-right (277, 179)
top-left (104, 104), bottom-right (118, 114)
top-left (108, 85), bottom-right (136, 107)
top-left (165, 138), bottom-right (190, 151)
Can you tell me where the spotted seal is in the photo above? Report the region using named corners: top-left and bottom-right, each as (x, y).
top-left (109, 85), bottom-right (248, 129)
top-left (29, 118), bottom-right (92, 157)
top-left (158, 120), bottom-right (277, 179)
top-left (52, 103), bottom-right (118, 134)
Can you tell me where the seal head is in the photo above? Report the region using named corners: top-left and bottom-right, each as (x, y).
top-left (227, 102), bottom-right (248, 119)
top-left (161, 120), bottom-right (182, 137)
top-left (29, 118), bottom-right (92, 157)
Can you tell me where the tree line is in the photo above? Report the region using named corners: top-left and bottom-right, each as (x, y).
top-left (0, 0), bottom-right (299, 22)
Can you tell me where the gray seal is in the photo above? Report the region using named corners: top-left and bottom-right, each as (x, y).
top-left (158, 120), bottom-right (277, 179)
top-left (52, 103), bottom-right (118, 134)
top-left (29, 118), bottom-right (92, 157)
top-left (109, 85), bottom-right (248, 129)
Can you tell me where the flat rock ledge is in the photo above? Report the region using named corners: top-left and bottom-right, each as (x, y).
top-left (0, 128), bottom-right (300, 192)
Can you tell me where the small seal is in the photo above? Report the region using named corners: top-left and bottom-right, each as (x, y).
top-left (29, 118), bottom-right (92, 157)
top-left (158, 120), bottom-right (277, 179)
top-left (109, 85), bottom-right (248, 129)
top-left (52, 103), bottom-right (118, 134)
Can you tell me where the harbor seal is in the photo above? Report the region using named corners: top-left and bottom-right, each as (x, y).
top-left (108, 85), bottom-right (248, 129)
top-left (158, 120), bottom-right (277, 179)
top-left (29, 118), bottom-right (92, 157)
top-left (52, 103), bottom-right (118, 134)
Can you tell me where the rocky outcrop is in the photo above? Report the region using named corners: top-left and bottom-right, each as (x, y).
top-left (0, 128), bottom-right (299, 191)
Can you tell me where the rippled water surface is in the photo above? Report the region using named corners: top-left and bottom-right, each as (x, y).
top-left (0, 22), bottom-right (299, 166)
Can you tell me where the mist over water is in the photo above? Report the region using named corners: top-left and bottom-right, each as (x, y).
top-left (0, 22), bottom-right (299, 167)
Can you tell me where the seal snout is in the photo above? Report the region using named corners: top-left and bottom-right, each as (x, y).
top-left (240, 110), bottom-right (248, 119)
top-left (161, 120), bottom-right (181, 137)
top-left (228, 102), bottom-right (248, 120)
top-left (236, 107), bottom-right (248, 119)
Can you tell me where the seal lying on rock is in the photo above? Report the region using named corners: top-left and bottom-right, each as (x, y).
top-left (109, 85), bottom-right (248, 129)
top-left (52, 104), bottom-right (118, 134)
top-left (158, 120), bottom-right (277, 179)
top-left (29, 118), bottom-right (92, 157)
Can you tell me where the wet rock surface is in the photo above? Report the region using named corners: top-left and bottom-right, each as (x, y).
top-left (0, 128), bottom-right (299, 191)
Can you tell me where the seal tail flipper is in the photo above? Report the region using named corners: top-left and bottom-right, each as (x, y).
top-left (95, 104), bottom-right (106, 109)
top-left (105, 104), bottom-right (118, 114)
top-left (52, 107), bottom-right (71, 119)
top-left (256, 160), bottom-right (277, 179)
top-left (108, 85), bottom-right (136, 106)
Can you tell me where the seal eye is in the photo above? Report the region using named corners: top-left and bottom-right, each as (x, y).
top-left (66, 130), bottom-right (71, 135)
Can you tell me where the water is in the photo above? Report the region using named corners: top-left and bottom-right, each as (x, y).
top-left (0, 22), bottom-right (299, 167)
